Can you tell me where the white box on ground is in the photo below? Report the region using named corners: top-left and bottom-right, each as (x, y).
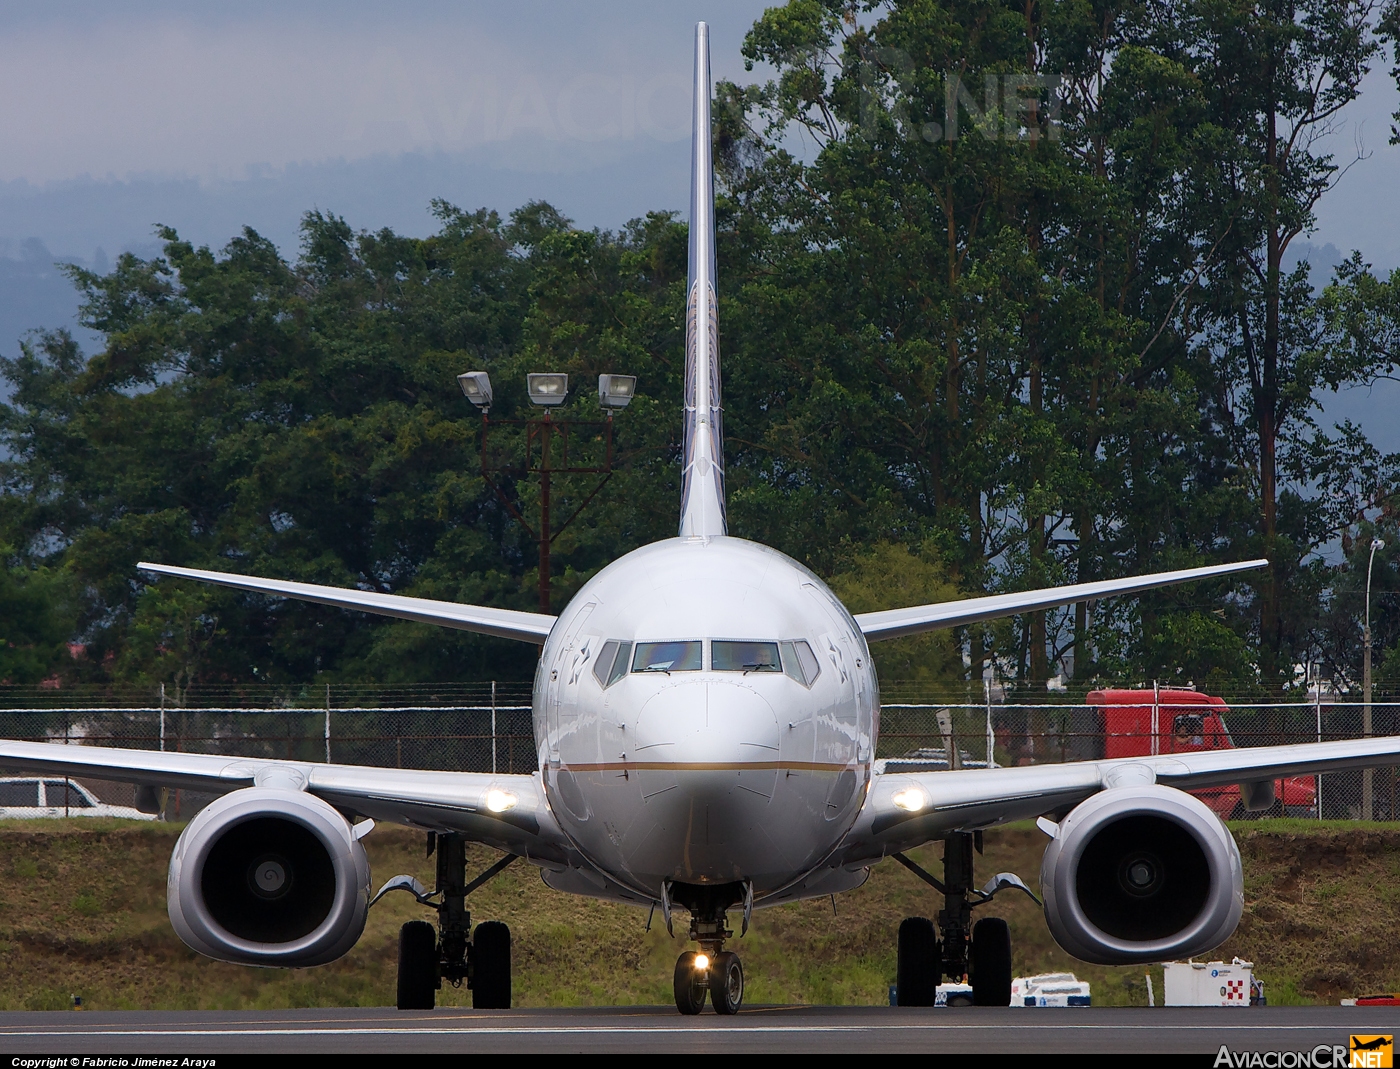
top-left (934, 983), bottom-right (973, 1006)
top-left (1010, 972), bottom-right (1092, 1007)
top-left (1162, 959), bottom-right (1253, 1006)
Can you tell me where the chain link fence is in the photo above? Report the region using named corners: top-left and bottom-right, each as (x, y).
top-left (1, 681), bottom-right (1396, 821)
top-left (879, 684), bottom-right (1400, 821)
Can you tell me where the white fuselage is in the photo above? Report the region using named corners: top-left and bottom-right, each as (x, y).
top-left (533, 536), bottom-right (877, 900)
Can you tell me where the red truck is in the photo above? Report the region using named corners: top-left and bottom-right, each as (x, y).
top-left (1084, 688), bottom-right (1316, 819)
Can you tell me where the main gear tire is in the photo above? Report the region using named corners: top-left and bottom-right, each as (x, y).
top-left (970, 916), bottom-right (1012, 1006)
top-left (396, 920), bottom-right (438, 1010)
top-left (896, 916), bottom-right (941, 1007)
top-left (471, 921), bottom-right (512, 1009)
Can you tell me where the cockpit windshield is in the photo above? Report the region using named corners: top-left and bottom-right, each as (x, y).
top-left (632, 641), bottom-right (702, 674)
top-left (712, 640), bottom-right (782, 673)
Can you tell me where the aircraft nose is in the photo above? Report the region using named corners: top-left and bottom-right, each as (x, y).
top-left (635, 679), bottom-right (780, 789)
top-left (630, 680), bottom-right (785, 880)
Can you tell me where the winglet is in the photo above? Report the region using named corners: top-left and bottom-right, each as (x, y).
top-left (678, 21), bottom-right (727, 539)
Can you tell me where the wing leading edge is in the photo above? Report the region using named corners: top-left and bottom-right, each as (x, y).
top-left (839, 733), bottom-right (1400, 866)
top-left (138, 563), bottom-right (557, 644)
top-left (0, 738), bottom-right (575, 866)
top-left (853, 559), bottom-right (1267, 641)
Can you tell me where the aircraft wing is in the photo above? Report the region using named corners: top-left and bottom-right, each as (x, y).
top-left (852, 559), bottom-right (1267, 641)
top-left (837, 733), bottom-right (1400, 865)
top-left (139, 563), bottom-right (557, 644)
top-left (0, 739), bottom-right (575, 867)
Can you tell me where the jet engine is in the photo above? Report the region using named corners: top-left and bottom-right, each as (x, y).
top-left (1040, 784), bottom-right (1242, 964)
top-left (167, 787), bottom-right (371, 967)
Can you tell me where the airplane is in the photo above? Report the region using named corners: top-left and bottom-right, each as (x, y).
top-left (2, 21), bottom-right (1399, 1017)
top-left (1352, 1037), bottom-right (1394, 1052)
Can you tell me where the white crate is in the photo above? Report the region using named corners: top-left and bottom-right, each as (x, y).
top-left (1011, 972), bottom-right (1092, 1007)
top-left (934, 983), bottom-right (974, 1006)
top-left (1162, 959), bottom-right (1254, 1007)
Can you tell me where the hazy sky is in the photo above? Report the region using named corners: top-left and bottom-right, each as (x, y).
top-left (0, 1), bottom-right (1396, 446)
top-left (0, 1), bottom-right (1392, 257)
top-left (0, 1), bottom-right (779, 256)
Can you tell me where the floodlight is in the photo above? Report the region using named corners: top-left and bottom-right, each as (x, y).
top-left (527, 373), bottom-right (569, 406)
top-left (598, 373), bottom-right (637, 409)
top-left (457, 371), bottom-right (493, 409)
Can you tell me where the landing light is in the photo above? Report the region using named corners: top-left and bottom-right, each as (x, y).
top-left (485, 789), bottom-right (518, 813)
top-left (694, 953), bottom-right (710, 971)
top-left (892, 787), bottom-right (928, 813)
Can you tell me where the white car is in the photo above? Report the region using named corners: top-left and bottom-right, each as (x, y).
top-left (0, 776), bottom-right (158, 820)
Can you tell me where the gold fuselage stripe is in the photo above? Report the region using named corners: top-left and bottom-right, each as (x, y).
top-left (561, 761), bottom-right (853, 772)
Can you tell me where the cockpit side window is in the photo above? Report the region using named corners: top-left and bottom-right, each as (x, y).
top-left (593, 640), bottom-right (620, 687)
top-left (605, 641), bottom-right (632, 686)
top-left (632, 640), bottom-right (701, 673)
top-left (712, 640), bottom-right (782, 672)
top-left (780, 640), bottom-right (822, 687)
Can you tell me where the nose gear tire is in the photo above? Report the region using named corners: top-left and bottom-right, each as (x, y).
top-left (396, 920), bottom-right (438, 1010)
top-left (970, 916), bottom-right (1012, 1006)
top-left (896, 917), bottom-right (940, 1006)
top-left (674, 951), bottom-right (708, 1014)
top-left (709, 951), bottom-right (744, 1014)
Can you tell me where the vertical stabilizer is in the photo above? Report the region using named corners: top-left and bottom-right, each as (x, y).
top-left (678, 21), bottom-right (727, 539)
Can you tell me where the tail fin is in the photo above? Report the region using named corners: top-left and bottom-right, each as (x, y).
top-left (678, 21), bottom-right (727, 539)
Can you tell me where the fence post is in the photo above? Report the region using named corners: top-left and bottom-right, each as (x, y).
top-left (985, 677), bottom-right (996, 769)
top-left (324, 682), bottom-right (331, 764)
top-left (1151, 680), bottom-right (1160, 756)
top-left (63, 710), bottom-right (70, 817)
top-left (159, 682), bottom-right (166, 752)
top-left (491, 680), bottom-right (498, 774)
top-left (1315, 680), bottom-right (1323, 821)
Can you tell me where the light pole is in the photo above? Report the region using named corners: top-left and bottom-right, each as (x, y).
top-left (459, 371), bottom-right (635, 613)
top-left (1364, 536), bottom-right (1384, 821)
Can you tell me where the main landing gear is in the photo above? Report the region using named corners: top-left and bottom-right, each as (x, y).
top-left (893, 831), bottom-right (1038, 1008)
top-left (667, 881), bottom-right (749, 1015)
top-left (377, 832), bottom-right (518, 1011)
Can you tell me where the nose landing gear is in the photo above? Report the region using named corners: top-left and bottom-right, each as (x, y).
top-left (893, 832), bottom-right (1037, 1007)
top-left (667, 880), bottom-right (748, 1015)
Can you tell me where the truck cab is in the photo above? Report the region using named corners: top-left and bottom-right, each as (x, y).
top-left (1086, 688), bottom-right (1316, 818)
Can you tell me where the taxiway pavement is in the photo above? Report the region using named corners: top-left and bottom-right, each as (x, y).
top-left (0, 1004), bottom-right (1396, 1054)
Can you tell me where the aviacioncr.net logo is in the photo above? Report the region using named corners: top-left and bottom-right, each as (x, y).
top-left (1349, 1036), bottom-right (1393, 1068)
top-left (1213, 1044), bottom-right (1362, 1068)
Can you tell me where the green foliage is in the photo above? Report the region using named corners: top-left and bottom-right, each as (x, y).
top-left (827, 543), bottom-right (964, 681)
top-left (0, 203), bottom-right (690, 691)
top-left (0, 550), bottom-right (76, 685)
top-left (1, 2), bottom-right (1399, 697)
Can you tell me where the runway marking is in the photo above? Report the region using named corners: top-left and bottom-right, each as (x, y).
top-left (0, 1023), bottom-right (1381, 1037)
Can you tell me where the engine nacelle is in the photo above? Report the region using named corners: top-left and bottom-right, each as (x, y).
top-left (1040, 785), bottom-right (1243, 965)
top-left (167, 787), bottom-right (371, 967)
